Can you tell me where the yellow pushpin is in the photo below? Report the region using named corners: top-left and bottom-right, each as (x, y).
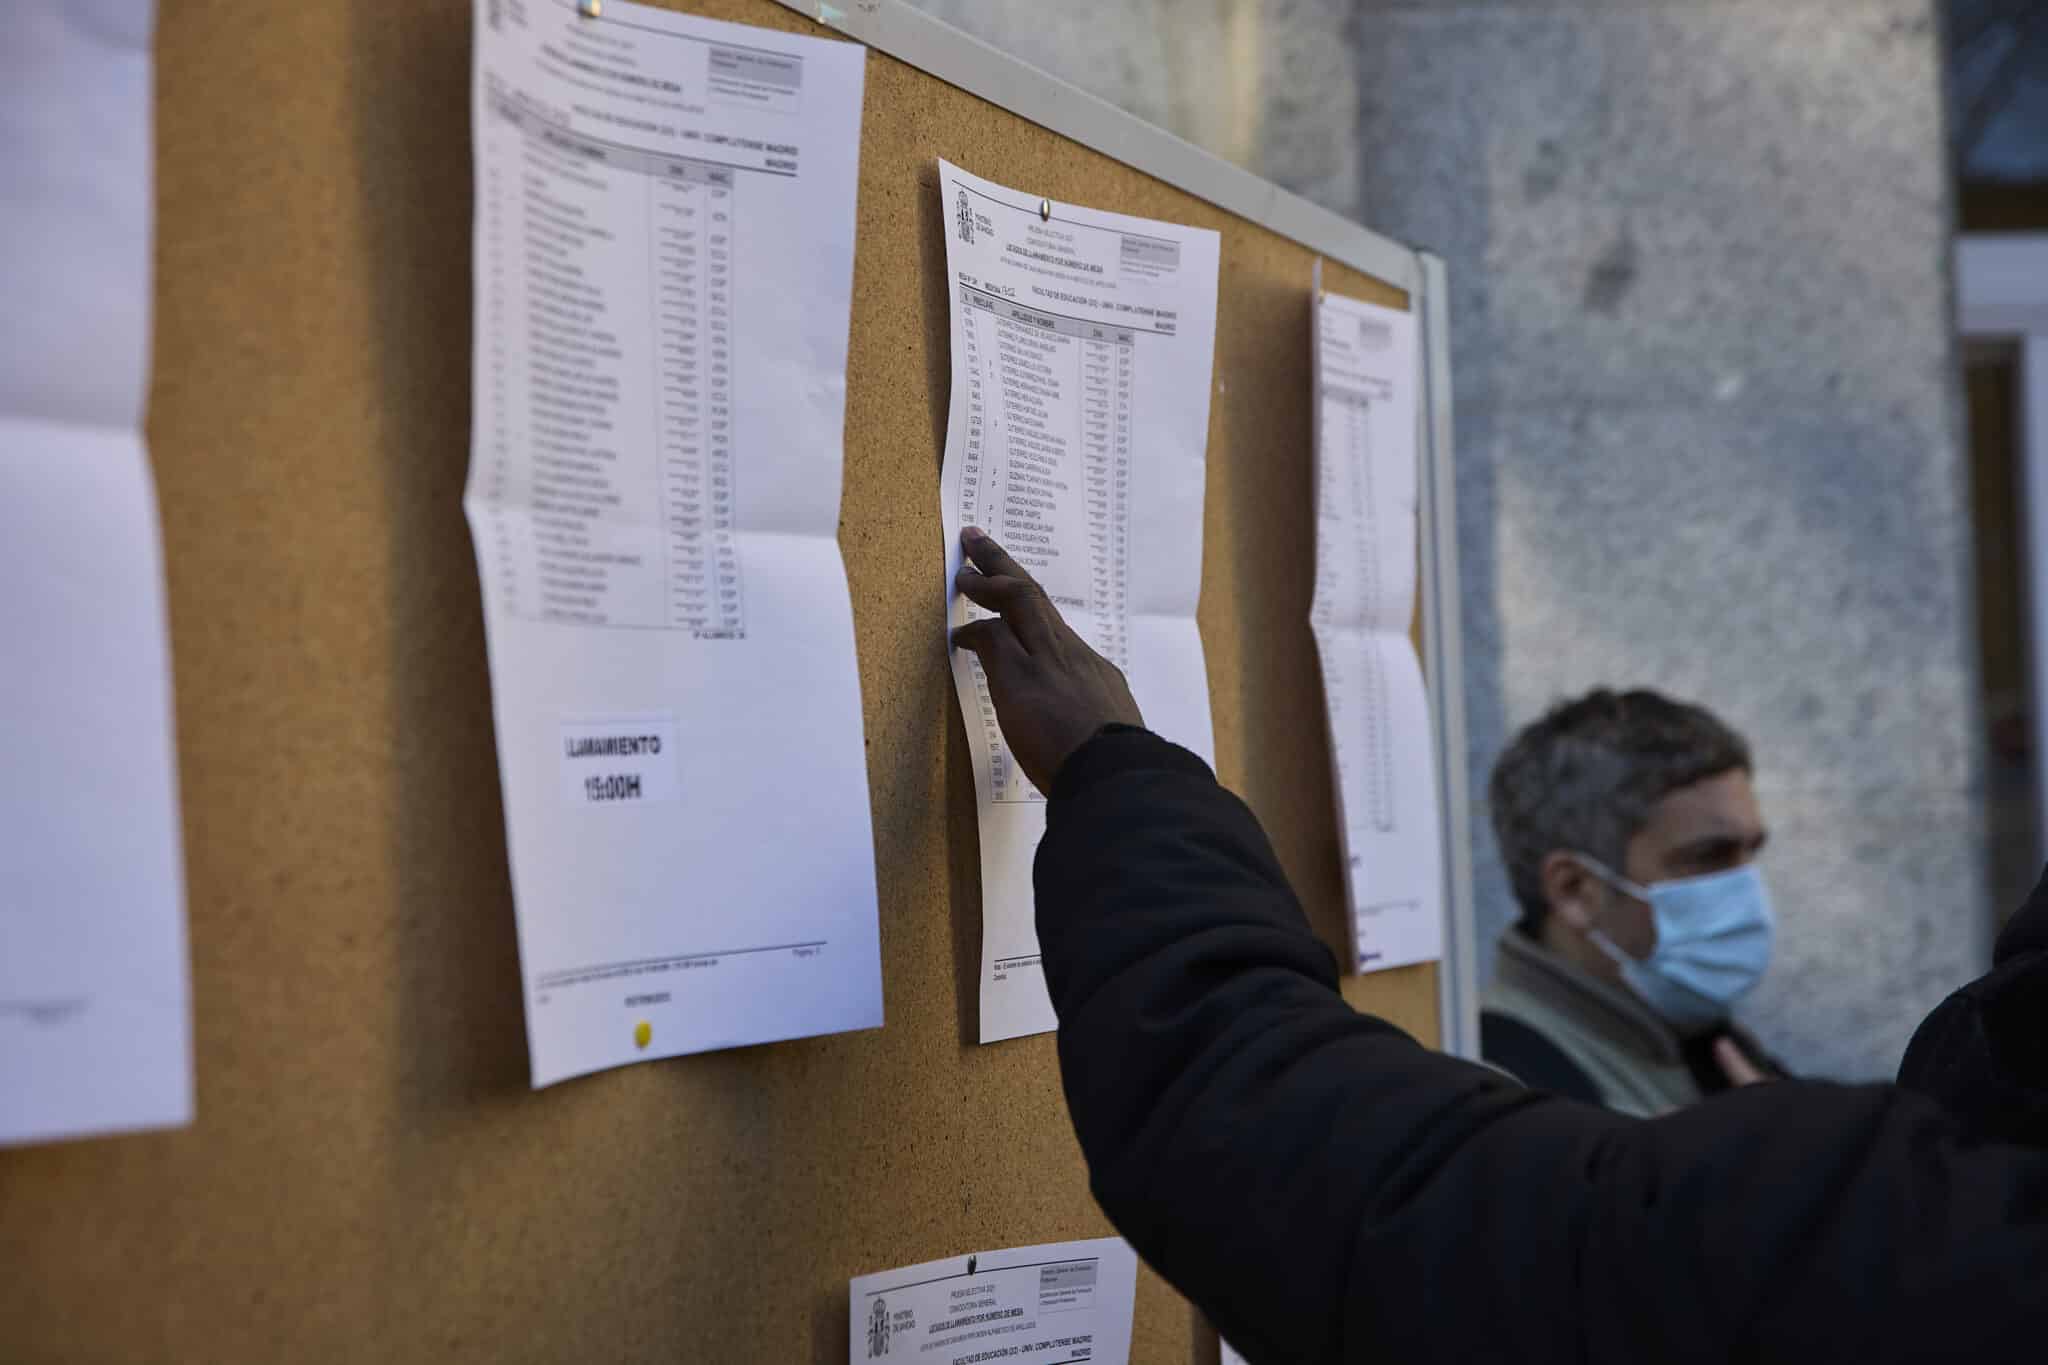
top-left (578, 0), bottom-right (602, 18)
top-left (633, 1019), bottom-right (652, 1049)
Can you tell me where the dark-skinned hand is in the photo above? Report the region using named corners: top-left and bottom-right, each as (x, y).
top-left (950, 527), bottom-right (1143, 794)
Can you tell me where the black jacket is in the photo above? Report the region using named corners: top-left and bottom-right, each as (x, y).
top-left (1035, 728), bottom-right (2048, 1364)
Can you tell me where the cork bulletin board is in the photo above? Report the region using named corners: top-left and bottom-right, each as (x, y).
top-left (0, 1), bottom-right (1439, 1360)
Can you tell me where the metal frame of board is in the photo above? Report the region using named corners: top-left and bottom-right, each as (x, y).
top-left (772, 0), bottom-right (1479, 1058)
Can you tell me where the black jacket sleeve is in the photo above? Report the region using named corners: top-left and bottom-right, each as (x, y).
top-left (1035, 729), bottom-right (2048, 1365)
top-left (1898, 867), bottom-right (2048, 1146)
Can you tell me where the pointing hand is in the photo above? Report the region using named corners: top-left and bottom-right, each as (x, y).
top-left (950, 528), bottom-right (1144, 794)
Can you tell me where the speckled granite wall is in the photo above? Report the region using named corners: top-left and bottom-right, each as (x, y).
top-left (907, 0), bottom-right (1991, 1080)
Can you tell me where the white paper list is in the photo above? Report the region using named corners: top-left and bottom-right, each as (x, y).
top-left (937, 160), bottom-right (1222, 1043)
top-left (1, 0), bottom-right (193, 1147)
top-left (850, 1237), bottom-right (1139, 1365)
top-left (1310, 288), bottom-right (1444, 973)
top-left (467, 0), bottom-right (881, 1086)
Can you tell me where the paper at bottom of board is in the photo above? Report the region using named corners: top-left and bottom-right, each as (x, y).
top-left (850, 1236), bottom-right (1138, 1365)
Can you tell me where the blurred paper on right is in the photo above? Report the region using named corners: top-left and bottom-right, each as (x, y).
top-left (1310, 285), bottom-right (1445, 974)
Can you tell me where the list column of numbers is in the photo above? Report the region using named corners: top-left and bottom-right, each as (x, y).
top-left (954, 291), bottom-right (1017, 802)
top-left (653, 164), bottom-right (744, 639)
top-left (478, 95), bottom-right (539, 622)
top-left (481, 137), bottom-right (520, 618)
top-left (1079, 327), bottom-right (1133, 673)
top-left (1319, 388), bottom-right (1395, 834)
top-left (1343, 392), bottom-right (1395, 831)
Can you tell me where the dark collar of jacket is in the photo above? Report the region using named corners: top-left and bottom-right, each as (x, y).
top-left (1493, 927), bottom-right (1687, 1066)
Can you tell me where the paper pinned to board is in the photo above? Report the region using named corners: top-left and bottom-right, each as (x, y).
top-left (850, 1237), bottom-right (1139, 1365)
top-left (1310, 287), bottom-right (1445, 973)
top-left (936, 159), bottom-right (1223, 1043)
top-left (466, 0), bottom-right (882, 1085)
top-left (1, 0), bottom-right (193, 1146)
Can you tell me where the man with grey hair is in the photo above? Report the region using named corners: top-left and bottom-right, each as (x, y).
top-left (1481, 688), bottom-right (1785, 1114)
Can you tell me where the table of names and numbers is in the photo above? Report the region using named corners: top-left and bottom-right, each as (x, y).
top-left (467, 0), bottom-right (882, 1086)
top-left (475, 85), bottom-right (745, 639)
top-left (1311, 362), bottom-right (1397, 836)
top-left (954, 284), bottom-right (1136, 805)
top-left (938, 161), bottom-right (1222, 1042)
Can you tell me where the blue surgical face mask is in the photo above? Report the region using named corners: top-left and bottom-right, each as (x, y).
top-left (1574, 856), bottom-right (1776, 1034)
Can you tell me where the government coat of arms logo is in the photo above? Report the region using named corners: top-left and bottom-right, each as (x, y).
top-left (866, 1296), bottom-right (890, 1357)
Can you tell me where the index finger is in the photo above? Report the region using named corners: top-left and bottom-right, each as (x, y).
top-left (960, 528), bottom-right (1059, 651)
top-left (961, 527), bottom-right (1031, 582)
